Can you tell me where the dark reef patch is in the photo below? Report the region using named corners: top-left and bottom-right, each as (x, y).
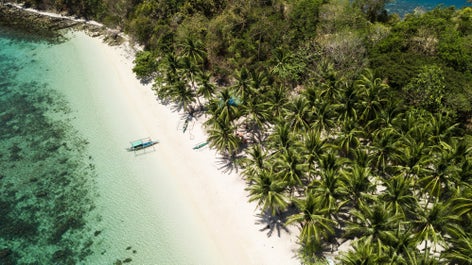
top-left (0, 26), bottom-right (100, 264)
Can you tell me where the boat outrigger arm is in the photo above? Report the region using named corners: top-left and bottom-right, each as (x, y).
top-left (127, 137), bottom-right (159, 152)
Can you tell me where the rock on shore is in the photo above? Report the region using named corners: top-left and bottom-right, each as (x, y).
top-left (0, 3), bottom-right (123, 45)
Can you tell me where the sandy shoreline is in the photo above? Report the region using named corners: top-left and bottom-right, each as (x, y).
top-left (1, 3), bottom-right (300, 262)
top-left (61, 28), bottom-right (300, 265)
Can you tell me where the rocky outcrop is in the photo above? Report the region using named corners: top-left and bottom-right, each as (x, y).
top-left (0, 3), bottom-right (124, 45)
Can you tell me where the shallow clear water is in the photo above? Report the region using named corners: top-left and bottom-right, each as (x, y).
top-left (0, 26), bottom-right (220, 265)
top-left (387, 0), bottom-right (470, 16)
top-left (0, 26), bottom-right (98, 264)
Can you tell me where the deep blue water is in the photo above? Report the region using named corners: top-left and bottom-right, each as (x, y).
top-left (387, 0), bottom-right (470, 16)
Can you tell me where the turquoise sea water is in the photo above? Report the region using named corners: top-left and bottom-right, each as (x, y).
top-left (0, 26), bottom-right (221, 264)
top-left (0, 27), bottom-right (98, 264)
top-left (387, 0), bottom-right (470, 16)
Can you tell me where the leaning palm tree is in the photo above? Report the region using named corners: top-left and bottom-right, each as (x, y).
top-left (246, 168), bottom-right (289, 216)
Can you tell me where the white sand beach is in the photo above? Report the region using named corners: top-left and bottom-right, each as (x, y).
top-left (50, 30), bottom-right (300, 264)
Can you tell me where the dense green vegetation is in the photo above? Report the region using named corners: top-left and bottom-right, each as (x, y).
top-left (9, 0), bottom-right (472, 264)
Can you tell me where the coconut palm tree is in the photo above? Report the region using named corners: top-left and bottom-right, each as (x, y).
top-left (336, 118), bottom-right (363, 158)
top-left (442, 229), bottom-right (472, 265)
top-left (274, 148), bottom-right (305, 191)
top-left (346, 201), bottom-right (402, 255)
top-left (268, 121), bottom-right (293, 154)
top-left (286, 191), bottom-right (336, 256)
top-left (208, 87), bottom-right (240, 125)
top-left (412, 201), bottom-right (461, 256)
top-left (266, 85), bottom-right (289, 121)
top-left (206, 118), bottom-right (241, 154)
top-left (310, 167), bottom-right (347, 218)
top-left (240, 93), bottom-right (271, 134)
top-left (195, 70), bottom-right (216, 102)
top-left (354, 69), bottom-right (389, 128)
top-left (178, 37), bottom-right (206, 65)
top-left (247, 168), bottom-right (289, 216)
top-left (340, 164), bottom-right (376, 208)
top-left (312, 100), bottom-right (338, 134)
top-left (242, 144), bottom-right (268, 181)
top-left (285, 96), bottom-right (312, 132)
top-left (379, 173), bottom-right (418, 216)
top-left (168, 80), bottom-right (196, 112)
top-left (233, 66), bottom-right (253, 103)
top-left (299, 129), bottom-right (329, 181)
top-left (337, 237), bottom-right (390, 265)
top-left (370, 127), bottom-right (401, 176)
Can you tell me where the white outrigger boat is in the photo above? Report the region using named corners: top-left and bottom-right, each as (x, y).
top-left (127, 137), bottom-right (159, 152)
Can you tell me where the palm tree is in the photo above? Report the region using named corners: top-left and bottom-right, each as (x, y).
top-left (442, 229), bottom-right (472, 265)
top-left (354, 69), bottom-right (389, 127)
top-left (178, 37), bottom-right (206, 65)
top-left (247, 168), bottom-right (289, 216)
top-left (300, 129), bottom-right (329, 181)
top-left (240, 93), bottom-right (271, 134)
top-left (274, 148), bottom-right (305, 191)
top-left (285, 96), bottom-right (312, 132)
top-left (195, 70), bottom-right (216, 102)
top-left (206, 118), bottom-right (241, 154)
top-left (242, 144), bottom-right (268, 181)
top-left (346, 201), bottom-right (402, 255)
top-left (380, 173), bottom-right (417, 216)
top-left (266, 85), bottom-right (289, 120)
top-left (418, 141), bottom-right (462, 203)
top-left (337, 237), bottom-right (390, 265)
top-left (168, 80), bottom-right (195, 112)
top-left (232, 66), bottom-right (253, 103)
top-left (340, 164), bottom-right (376, 208)
top-left (312, 100), bottom-right (338, 134)
top-left (370, 127), bottom-right (401, 175)
top-left (209, 88), bottom-right (240, 124)
top-left (286, 191), bottom-right (336, 256)
top-left (268, 121), bottom-right (293, 154)
top-left (310, 167), bottom-right (347, 218)
top-left (412, 201), bottom-right (461, 256)
top-left (452, 186), bottom-right (472, 217)
top-left (336, 118), bottom-right (362, 158)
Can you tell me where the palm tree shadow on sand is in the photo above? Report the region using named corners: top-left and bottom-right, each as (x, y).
top-left (255, 207), bottom-right (295, 238)
top-left (216, 152), bottom-right (244, 174)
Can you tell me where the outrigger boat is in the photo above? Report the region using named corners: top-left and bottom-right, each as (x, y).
top-left (127, 137), bottom-right (159, 152)
top-left (192, 141), bottom-right (208, 150)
